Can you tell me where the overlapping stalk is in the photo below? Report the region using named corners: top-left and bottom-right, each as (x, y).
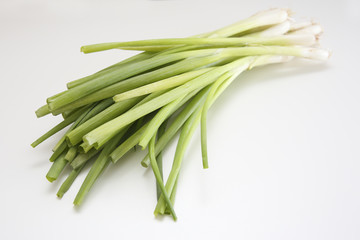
top-left (32, 8), bottom-right (330, 220)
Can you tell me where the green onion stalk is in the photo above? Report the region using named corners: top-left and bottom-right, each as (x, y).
top-left (32, 8), bottom-right (330, 220)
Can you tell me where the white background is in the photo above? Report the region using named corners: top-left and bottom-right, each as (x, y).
top-left (1, 0), bottom-right (359, 239)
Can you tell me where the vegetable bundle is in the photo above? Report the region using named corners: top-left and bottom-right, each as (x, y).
top-left (32, 8), bottom-right (330, 220)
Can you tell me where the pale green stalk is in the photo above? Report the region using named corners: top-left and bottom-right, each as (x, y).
top-left (196, 9), bottom-right (288, 38)
top-left (66, 90), bottom-right (165, 146)
top-left (71, 148), bottom-right (99, 169)
top-left (113, 68), bottom-right (212, 102)
top-left (149, 135), bottom-right (177, 220)
top-left (65, 147), bottom-right (78, 162)
top-left (82, 8), bottom-right (289, 53)
top-left (200, 73), bottom-right (232, 169)
top-left (57, 162), bottom-right (87, 198)
top-left (52, 100), bottom-right (112, 152)
top-left (138, 96), bottom-right (187, 149)
top-left (89, 35), bottom-right (314, 52)
top-left (35, 104), bottom-right (50, 118)
top-left (62, 109), bottom-right (77, 119)
top-left (164, 175), bottom-right (179, 215)
top-left (31, 105), bottom-right (90, 148)
top-left (110, 122), bottom-right (150, 163)
top-left (73, 128), bottom-right (128, 206)
top-left (200, 66), bottom-right (250, 168)
top-left (86, 45), bottom-right (323, 163)
top-left (73, 154), bottom-right (111, 205)
top-left (217, 46), bottom-right (327, 60)
top-left (200, 55), bottom-right (293, 168)
top-left (67, 52), bottom-right (155, 89)
top-left (108, 91), bottom-right (173, 162)
top-left (50, 53), bottom-right (224, 114)
top-left (66, 97), bottom-right (141, 146)
top-left (52, 106), bottom-right (93, 152)
top-left (50, 143), bottom-right (68, 163)
top-left (155, 120), bottom-right (167, 200)
top-left (138, 87), bottom-right (202, 149)
top-left (80, 142), bottom-right (93, 153)
top-left (50, 45), bottom-right (323, 115)
top-left (46, 152), bottom-right (68, 182)
top-left (81, 61), bottom-right (230, 149)
top-left (155, 106), bottom-right (203, 215)
top-left (110, 89), bottom-right (196, 163)
top-left (154, 56), bottom-right (288, 212)
top-left (141, 86), bottom-right (210, 167)
top-left (47, 48), bottom-right (221, 112)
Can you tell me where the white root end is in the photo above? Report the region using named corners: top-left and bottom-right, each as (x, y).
top-left (251, 8), bottom-right (290, 27)
top-left (301, 48), bottom-right (332, 60)
top-left (248, 20), bottom-right (291, 37)
top-left (289, 24), bottom-right (323, 36)
top-left (289, 21), bottom-right (313, 31)
top-left (287, 34), bottom-right (317, 46)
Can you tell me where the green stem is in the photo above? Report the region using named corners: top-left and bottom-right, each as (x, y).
top-left (46, 152), bottom-right (68, 182)
top-left (71, 148), bottom-right (99, 170)
top-left (62, 109), bottom-right (77, 119)
top-left (31, 105), bottom-right (90, 148)
top-left (196, 8), bottom-right (288, 38)
top-left (164, 175), bottom-right (179, 215)
top-left (155, 106), bottom-right (203, 215)
top-left (139, 88), bottom-right (201, 149)
top-left (110, 122), bottom-right (149, 163)
top-left (200, 56), bottom-right (271, 168)
top-left (149, 135), bottom-right (177, 220)
top-left (83, 57), bottom-right (251, 149)
top-left (65, 147), bottom-right (78, 162)
top-left (141, 86), bottom-right (210, 167)
top-left (66, 97), bottom-right (141, 146)
top-left (138, 96), bottom-right (186, 149)
top-left (73, 128), bottom-right (128, 206)
top-left (57, 162), bottom-right (87, 198)
top-left (50, 142), bottom-right (68, 162)
top-left (47, 48), bottom-right (219, 112)
top-left (155, 120), bottom-right (168, 200)
top-left (52, 103), bottom-right (96, 152)
top-left (85, 35), bottom-right (312, 52)
top-left (67, 52), bottom-right (155, 88)
top-left (200, 72), bottom-right (233, 169)
top-left (113, 68), bottom-right (212, 102)
top-left (50, 53), bottom-right (223, 113)
top-left (35, 104), bottom-right (50, 118)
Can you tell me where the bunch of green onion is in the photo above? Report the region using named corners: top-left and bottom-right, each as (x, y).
top-left (32, 8), bottom-right (330, 220)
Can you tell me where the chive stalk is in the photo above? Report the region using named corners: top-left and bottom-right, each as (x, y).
top-left (71, 148), bottom-right (99, 169)
top-left (31, 105), bottom-right (90, 148)
top-left (140, 86), bottom-right (211, 167)
top-left (84, 35), bottom-right (315, 52)
top-left (73, 128), bottom-right (129, 206)
top-left (50, 53), bottom-right (225, 113)
top-left (155, 106), bottom-right (203, 215)
top-left (67, 52), bottom-right (155, 89)
top-left (35, 104), bottom-right (51, 118)
top-left (46, 152), bottom-right (68, 182)
top-left (57, 162), bottom-right (87, 198)
top-left (149, 135), bottom-right (177, 220)
top-left (50, 142), bottom-right (68, 162)
top-left (155, 120), bottom-right (167, 200)
top-left (66, 97), bottom-right (141, 146)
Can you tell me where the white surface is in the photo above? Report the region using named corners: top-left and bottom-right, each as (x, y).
top-left (1, 0), bottom-right (360, 239)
